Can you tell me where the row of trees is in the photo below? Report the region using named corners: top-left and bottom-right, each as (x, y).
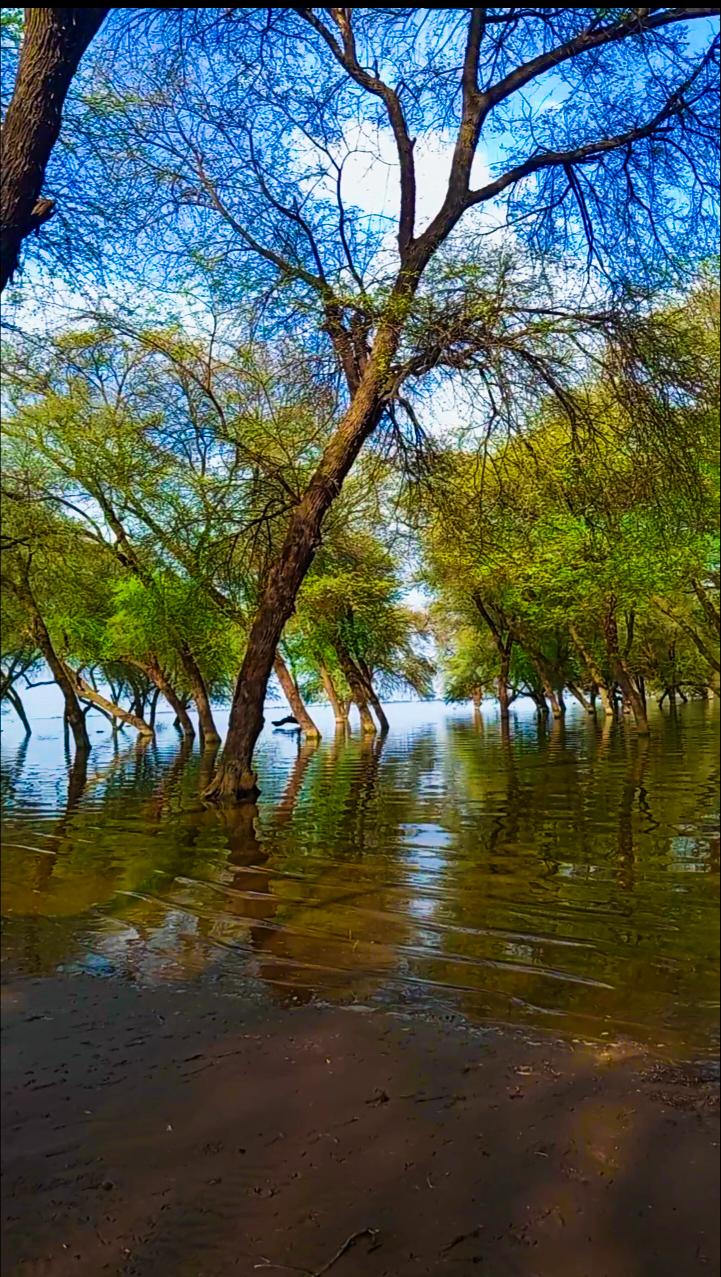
top-left (2, 277), bottom-right (718, 749)
top-left (423, 280), bottom-right (720, 733)
top-left (2, 8), bottom-right (719, 797)
top-left (1, 325), bottom-right (432, 751)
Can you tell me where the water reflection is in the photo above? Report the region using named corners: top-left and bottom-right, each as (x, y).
top-left (1, 702), bottom-right (719, 1056)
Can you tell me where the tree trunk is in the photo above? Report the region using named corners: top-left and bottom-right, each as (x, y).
top-left (178, 642), bottom-right (220, 744)
top-left (525, 644), bottom-right (564, 718)
top-left (6, 687), bottom-right (32, 735)
top-left (497, 650), bottom-right (511, 720)
top-left (1, 7), bottom-right (108, 291)
top-left (69, 669), bottom-right (154, 736)
top-left (544, 681), bottom-right (565, 718)
top-left (17, 588), bottom-right (90, 753)
top-left (528, 687), bottom-right (549, 716)
top-left (471, 686), bottom-right (483, 709)
top-left (353, 698), bottom-right (377, 735)
top-left (203, 331), bottom-right (399, 801)
top-left (690, 578), bottom-right (721, 637)
top-left (603, 603), bottom-right (649, 734)
top-left (597, 683), bottom-right (614, 715)
top-left (569, 624), bottom-right (614, 714)
top-left (273, 653), bottom-right (321, 739)
top-left (318, 661), bottom-right (347, 722)
top-left (148, 687), bottom-right (160, 730)
top-left (131, 656), bottom-right (196, 738)
top-left (567, 682), bottom-right (594, 714)
top-left (366, 684), bottom-right (390, 733)
top-left (333, 646), bottom-right (377, 736)
top-left (358, 658), bottom-right (389, 733)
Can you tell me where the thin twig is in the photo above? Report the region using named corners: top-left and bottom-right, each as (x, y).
top-left (254, 1229), bottom-right (379, 1277)
top-left (312, 1229), bottom-right (379, 1277)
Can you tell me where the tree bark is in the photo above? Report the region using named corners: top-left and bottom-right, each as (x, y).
top-left (366, 683), bottom-right (390, 733)
top-left (178, 642), bottom-right (220, 744)
top-left (497, 650), bottom-right (512, 720)
top-left (6, 687), bottom-right (32, 735)
top-left (273, 653), bottom-right (321, 739)
top-left (131, 656), bottom-right (196, 738)
top-left (1, 7), bottom-right (108, 291)
top-left (523, 642), bottom-right (564, 718)
top-left (69, 669), bottom-right (154, 736)
top-left (603, 602), bottom-right (649, 733)
top-left (357, 658), bottom-right (389, 733)
top-left (148, 686), bottom-right (160, 730)
top-left (567, 681), bottom-right (594, 714)
top-left (544, 681), bottom-right (565, 718)
top-left (25, 597), bottom-right (90, 752)
top-left (691, 578), bottom-right (721, 637)
top-left (527, 687), bottom-right (549, 716)
top-left (569, 624), bottom-right (614, 714)
top-left (333, 646), bottom-right (377, 736)
top-left (318, 661), bottom-right (347, 722)
top-left (2, 572), bottom-right (85, 749)
top-left (203, 345), bottom-right (399, 799)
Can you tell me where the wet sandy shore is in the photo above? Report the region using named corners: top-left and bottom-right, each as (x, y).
top-left (2, 975), bottom-right (718, 1276)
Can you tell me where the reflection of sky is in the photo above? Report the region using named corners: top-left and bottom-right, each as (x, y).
top-left (399, 822), bottom-right (451, 924)
top-left (670, 835), bottom-right (705, 870)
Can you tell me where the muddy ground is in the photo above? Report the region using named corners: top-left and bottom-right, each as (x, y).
top-left (2, 975), bottom-right (718, 1276)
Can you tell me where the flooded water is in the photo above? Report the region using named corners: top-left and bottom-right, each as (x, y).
top-left (1, 700), bottom-right (719, 1058)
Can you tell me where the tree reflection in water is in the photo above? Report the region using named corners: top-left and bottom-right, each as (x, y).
top-left (1, 702), bottom-right (718, 1053)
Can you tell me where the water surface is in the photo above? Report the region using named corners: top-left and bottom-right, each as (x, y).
top-left (2, 700), bottom-right (719, 1058)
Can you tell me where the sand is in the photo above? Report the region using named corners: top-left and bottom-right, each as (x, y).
top-left (2, 974), bottom-right (718, 1276)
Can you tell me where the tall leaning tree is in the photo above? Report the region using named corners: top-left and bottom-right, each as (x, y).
top-left (34, 7), bottom-right (721, 798)
top-left (203, 8), bottom-right (720, 799)
top-left (0, 6), bottom-right (107, 291)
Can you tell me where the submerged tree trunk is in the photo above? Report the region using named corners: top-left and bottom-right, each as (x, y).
top-left (569, 624), bottom-right (614, 715)
top-left (524, 644), bottom-right (564, 719)
top-left (544, 681), bottom-right (565, 719)
top-left (15, 583), bottom-right (90, 753)
top-left (318, 661), bottom-right (347, 722)
top-left (497, 651), bottom-right (512, 720)
top-left (358, 658), bottom-right (389, 733)
top-left (603, 602), bottom-right (649, 734)
top-left (202, 330), bottom-right (400, 801)
top-left (366, 684), bottom-right (390, 733)
top-left (527, 687), bottom-right (549, 716)
top-left (273, 653), bottom-right (321, 739)
top-left (132, 656), bottom-right (196, 738)
top-left (333, 646), bottom-right (377, 736)
top-left (148, 687), bottom-right (160, 729)
top-left (353, 698), bottom-right (377, 735)
top-left (6, 686), bottom-right (32, 735)
top-left (1, 7), bottom-right (108, 291)
top-left (567, 682), bottom-right (594, 714)
top-left (69, 669), bottom-right (154, 737)
top-left (178, 642), bottom-right (220, 744)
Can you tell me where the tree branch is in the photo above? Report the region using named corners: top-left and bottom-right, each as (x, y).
top-left (297, 6), bottom-right (417, 254)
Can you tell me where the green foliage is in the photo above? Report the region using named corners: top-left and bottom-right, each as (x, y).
top-left (419, 280), bottom-right (720, 707)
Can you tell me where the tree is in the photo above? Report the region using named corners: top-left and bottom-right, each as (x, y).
top-left (0, 584), bottom-right (40, 735)
top-left (1, 7), bottom-right (107, 290)
top-left (420, 279), bottom-right (720, 727)
top-left (45, 7), bottom-right (718, 797)
top-left (291, 529), bottom-right (434, 734)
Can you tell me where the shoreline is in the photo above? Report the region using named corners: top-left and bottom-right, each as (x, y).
top-left (2, 973), bottom-right (718, 1276)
